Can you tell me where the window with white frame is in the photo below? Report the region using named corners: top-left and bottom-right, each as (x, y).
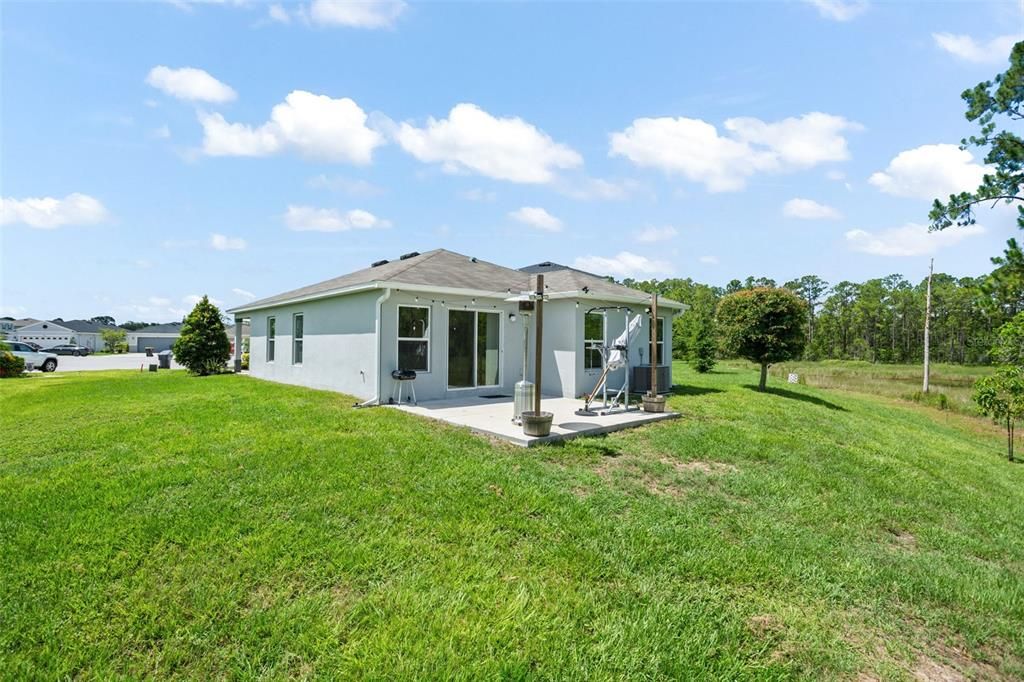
top-left (397, 305), bottom-right (430, 372)
top-left (267, 316), bottom-right (276, 362)
top-left (584, 312), bottom-right (604, 370)
top-left (649, 316), bottom-right (666, 365)
top-left (292, 313), bottom-right (303, 365)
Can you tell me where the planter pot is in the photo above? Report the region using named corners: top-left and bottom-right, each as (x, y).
top-left (642, 394), bottom-right (667, 413)
top-left (521, 410), bottom-right (554, 437)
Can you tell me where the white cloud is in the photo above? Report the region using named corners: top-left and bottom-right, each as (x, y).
top-left (1, 193), bottom-right (109, 229)
top-left (183, 294), bottom-right (223, 308)
top-left (868, 144), bottom-right (988, 200)
top-left (148, 296), bottom-right (172, 307)
top-left (457, 188), bottom-right (497, 202)
top-left (845, 222), bottom-right (985, 257)
top-left (153, 125), bottom-right (171, 139)
top-left (509, 206), bottom-right (562, 232)
top-left (558, 177), bottom-right (647, 201)
top-left (308, 0), bottom-right (406, 28)
top-left (635, 226), bottom-right (678, 243)
top-left (699, 255), bottom-right (720, 265)
top-left (232, 287), bottom-right (256, 299)
top-left (783, 198), bottom-right (842, 220)
top-left (200, 90), bottom-right (384, 163)
top-left (210, 233), bottom-right (247, 251)
top-left (284, 205), bottom-right (391, 232)
top-left (308, 174), bottom-right (385, 196)
top-left (396, 103), bottom-right (582, 184)
top-left (609, 112), bottom-right (861, 192)
top-left (268, 3), bottom-right (291, 23)
top-left (826, 170), bottom-right (846, 181)
top-left (804, 0), bottom-right (868, 21)
top-left (145, 66), bottom-right (237, 103)
top-left (932, 33), bottom-right (1020, 64)
top-left (573, 251), bottom-right (673, 279)
top-left (724, 113), bottom-right (863, 168)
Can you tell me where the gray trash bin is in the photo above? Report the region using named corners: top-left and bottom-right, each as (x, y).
top-left (157, 350), bottom-right (172, 369)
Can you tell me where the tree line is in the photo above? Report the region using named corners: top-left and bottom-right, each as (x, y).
top-left (626, 238), bottom-right (1024, 367)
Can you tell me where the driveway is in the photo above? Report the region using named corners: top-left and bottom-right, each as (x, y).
top-left (50, 353), bottom-right (184, 372)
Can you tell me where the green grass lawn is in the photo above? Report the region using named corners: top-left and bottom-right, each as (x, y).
top-left (2, 366), bottom-right (1022, 679)
top-left (764, 360), bottom-right (993, 416)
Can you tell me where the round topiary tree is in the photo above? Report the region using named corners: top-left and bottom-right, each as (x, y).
top-left (172, 295), bottom-right (230, 376)
top-left (716, 287), bottom-right (807, 391)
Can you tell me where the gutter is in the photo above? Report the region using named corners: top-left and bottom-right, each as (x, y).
top-left (356, 287), bottom-right (391, 407)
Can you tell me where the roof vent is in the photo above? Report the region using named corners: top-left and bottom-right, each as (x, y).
top-left (399, 251), bottom-right (420, 261)
top-left (470, 257), bottom-right (478, 263)
top-left (371, 259), bottom-right (389, 267)
top-left (538, 261), bottom-right (554, 267)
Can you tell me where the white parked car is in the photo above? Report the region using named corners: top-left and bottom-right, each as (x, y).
top-left (4, 342), bottom-right (58, 372)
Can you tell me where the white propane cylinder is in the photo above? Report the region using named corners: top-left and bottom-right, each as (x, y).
top-left (513, 380), bottom-right (535, 423)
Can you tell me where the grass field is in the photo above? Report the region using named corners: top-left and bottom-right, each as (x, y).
top-left (763, 360), bottom-right (993, 416)
top-left (2, 366), bottom-right (1023, 679)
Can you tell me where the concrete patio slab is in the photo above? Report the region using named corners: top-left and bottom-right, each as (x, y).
top-left (393, 396), bottom-right (679, 447)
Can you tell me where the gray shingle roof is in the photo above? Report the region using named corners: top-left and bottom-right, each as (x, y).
top-left (134, 323), bottom-right (183, 334)
top-left (230, 249), bottom-right (684, 313)
top-left (61, 319), bottom-right (125, 333)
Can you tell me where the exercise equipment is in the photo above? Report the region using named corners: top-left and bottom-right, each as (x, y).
top-left (576, 307), bottom-right (643, 416)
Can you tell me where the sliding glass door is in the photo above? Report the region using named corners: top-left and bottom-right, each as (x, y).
top-left (448, 310), bottom-right (500, 389)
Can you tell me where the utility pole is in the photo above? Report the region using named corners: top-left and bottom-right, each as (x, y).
top-left (923, 258), bottom-right (933, 393)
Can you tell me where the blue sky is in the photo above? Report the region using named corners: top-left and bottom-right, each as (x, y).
top-left (1, 0), bottom-right (1022, 322)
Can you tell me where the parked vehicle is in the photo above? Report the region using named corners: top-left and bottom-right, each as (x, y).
top-left (5, 342), bottom-right (58, 371)
top-left (21, 341), bottom-right (42, 351)
top-left (42, 344), bottom-right (92, 356)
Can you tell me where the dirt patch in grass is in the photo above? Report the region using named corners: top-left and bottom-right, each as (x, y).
top-left (660, 457), bottom-right (738, 474)
top-left (885, 527), bottom-right (917, 550)
top-left (747, 614), bottom-right (784, 638)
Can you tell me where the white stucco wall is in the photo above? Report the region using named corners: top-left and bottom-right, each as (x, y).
top-left (243, 287), bottom-right (676, 403)
top-left (378, 290), bottom-right (525, 402)
top-left (247, 290), bottom-right (380, 400)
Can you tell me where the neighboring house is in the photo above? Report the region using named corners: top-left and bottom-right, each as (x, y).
top-left (12, 320), bottom-right (77, 347)
top-left (0, 318), bottom-right (15, 340)
top-left (59, 319), bottom-right (127, 351)
top-left (227, 249), bottom-right (685, 404)
top-left (127, 323), bottom-right (183, 353)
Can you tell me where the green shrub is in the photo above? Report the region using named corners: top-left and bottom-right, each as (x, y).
top-left (114, 342), bottom-right (129, 354)
top-left (0, 350), bottom-right (26, 378)
top-left (241, 352), bottom-right (249, 370)
top-left (172, 296), bottom-right (230, 376)
top-left (906, 390), bottom-right (950, 411)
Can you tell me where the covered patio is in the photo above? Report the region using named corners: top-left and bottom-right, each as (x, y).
top-left (394, 395), bottom-right (679, 447)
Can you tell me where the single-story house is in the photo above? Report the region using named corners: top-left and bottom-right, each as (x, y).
top-left (227, 249), bottom-right (685, 404)
top-left (127, 323), bottom-right (183, 353)
top-left (12, 320), bottom-right (77, 347)
top-left (60, 319), bottom-right (127, 351)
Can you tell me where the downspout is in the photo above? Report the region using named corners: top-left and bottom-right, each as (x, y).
top-left (356, 286), bottom-right (391, 407)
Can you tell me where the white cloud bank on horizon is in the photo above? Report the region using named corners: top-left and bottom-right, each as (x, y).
top-left (1, 193), bottom-right (110, 229)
